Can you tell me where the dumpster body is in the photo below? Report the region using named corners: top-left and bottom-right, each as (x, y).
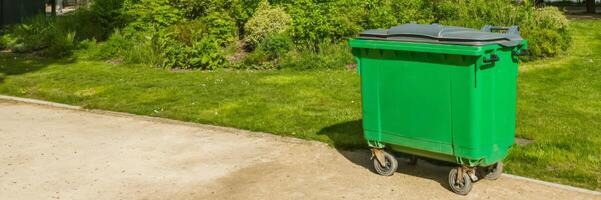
top-left (349, 24), bottom-right (527, 195)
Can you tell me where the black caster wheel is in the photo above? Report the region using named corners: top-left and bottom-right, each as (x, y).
top-left (372, 150), bottom-right (398, 176)
top-left (448, 167), bottom-right (473, 195)
top-left (408, 155), bottom-right (418, 166)
top-left (484, 161), bottom-right (503, 180)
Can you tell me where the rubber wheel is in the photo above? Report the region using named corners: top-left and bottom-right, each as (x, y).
top-left (448, 168), bottom-right (473, 195)
top-left (372, 151), bottom-right (398, 176)
top-left (484, 161), bottom-right (503, 180)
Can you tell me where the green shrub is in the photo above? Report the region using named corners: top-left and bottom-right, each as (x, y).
top-left (286, 0), bottom-right (362, 48)
top-left (350, 0), bottom-right (434, 30)
top-left (91, 0), bottom-right (125, 38)
top-left (259, 32), bottom-right (294, 59)
top-left (57, 9), bottom-right (106, 41)
top-left (357, 0), bottom-right (400, 30)
top-left (522, 7), bottom-right (571, 58)
top-left (0, 36), bottom-right (6, 50)
top-left (4, 15), bottom-right (55, 52)
top-left (171, 0), bottom-right (223, 19)
top-left (432, 0), bottom-right (571, 58)
top-left (46, 32), bottom-right (77, 58)
top-left (1, 15), bottom-right (77, 57)
top-left (242, 50), bottom-right (273, 69)
top-left (123, 0), bottom-right (184, 31)
top-left (87, 30), bottom-right (131, 60)
top-left (280, 41), bottom-right (354, 70)
top-left (433, 0), bottom-right (529, 28)
top-left (158, 18), bottom-right (235, 69)
top-left (244, 1), bottom-right (292, 48)
top-left (200, 12), bottom-right (239, 44)
top-left (228, 0), bottom-right (263, 31)
top-left (391, 0), bottom-right (436, 25)
top-left (159, 35), bottom-right (225, 70)
top-left (0, 33), bottom-right (19, 51)
top-left (242, 32), bottom-right (294, 69)
top-left (86, 29), bottom-right (161, 65)
top-left (1, 0), bottom-right (571, 65)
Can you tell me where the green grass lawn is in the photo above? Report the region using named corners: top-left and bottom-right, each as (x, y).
top-left (0, 19), bottom-right (599, 190)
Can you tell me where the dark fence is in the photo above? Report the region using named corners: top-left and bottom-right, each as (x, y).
top-left (0, 0), bottom-right (45, 26)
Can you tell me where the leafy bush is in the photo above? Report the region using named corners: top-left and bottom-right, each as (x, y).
top-left (244, 1), bottom-right (292, 48)
top-left (123, 0), bottom-right (184, 31)
top-left (433, 0), bottom-right (529, 29)
top-left (158, 16), bottom-right (236, 70)
top-left (1, 0), bottom-right (571, 67)
top-left (57, 8), bottom-right (106, 41)
top-left (91, 0), bottom-right (126, 38)
top-left (1, 15), bottom-right (77, 57)
top-left (346, 0), bottom-right (435, 30)
top-left (46, 32), bottom-right (77, 58)
top-left (85, 30), bottom-right (161, 65)
top-left (432, 0), bottom-right (571, 58)
top-left (285, 0), bottom-right (362, 48)
top-left (356, 0), bottom-right (401, 30)
top-left (171, 0), bottom-right (224, 19)
top-left (171, 0), bottom-right (261, 32)
top-left (0, 34), bottom-right (11, 50)
top-left (4, 15), bottom-right (56, 52)
top-left (259, 32), bottom-right (294, 59)
top-left (280, 41), bottom-right (354, 70)
top-left (522, 7), bottom-right (571, 58)
top-left (200, 12), bottom-right (239, 44)
top-left (393, 0), bottom-right (436, 24)
top-left (242, 32), bottom-right (294, 69)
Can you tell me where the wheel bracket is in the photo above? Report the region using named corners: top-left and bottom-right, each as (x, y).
top-left (371, 148), bottom-right (387, 167)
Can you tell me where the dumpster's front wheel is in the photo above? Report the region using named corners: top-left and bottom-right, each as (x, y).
top-left (448, 167), bottom-right (473, 195)
top-left (372, 150), bottom-right (398, 176)
top-left (483, 161), bottom-right (503, 180)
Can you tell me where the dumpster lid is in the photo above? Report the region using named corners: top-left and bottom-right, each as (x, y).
top-left (358, 24), bottom-right (523, 47)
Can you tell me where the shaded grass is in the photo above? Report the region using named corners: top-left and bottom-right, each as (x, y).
top-left (0, 20), bottom-right (599, 190)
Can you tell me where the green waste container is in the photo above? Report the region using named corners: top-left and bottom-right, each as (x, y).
top-left (349, 24), bottom-right (528, 195)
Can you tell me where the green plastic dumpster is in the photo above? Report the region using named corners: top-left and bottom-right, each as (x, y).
top-left (349, 24), bottom-right (528, 195)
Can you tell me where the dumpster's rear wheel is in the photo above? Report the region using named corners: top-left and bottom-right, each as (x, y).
top-left (484, 161), bottom-right (503, 180)
top-left (448, 167), bottom-right (473, 195)
top-left (372, 150), bottom-right (398, 176)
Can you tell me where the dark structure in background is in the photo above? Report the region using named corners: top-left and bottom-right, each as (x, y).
top-left (0, 0), bottom-right (45, 26)
top-left (586, 0), bottom-right (597, 13)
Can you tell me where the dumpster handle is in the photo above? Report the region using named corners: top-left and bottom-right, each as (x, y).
top-left (483, 54), bottom-right (500, 63)
top-left (481, 25), bottom-right (520, 35)
top-left (512, 49), bottom-right (529, 56)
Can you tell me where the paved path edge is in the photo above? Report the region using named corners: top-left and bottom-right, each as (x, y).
top-left (1, 94), bottom-right (599, 195)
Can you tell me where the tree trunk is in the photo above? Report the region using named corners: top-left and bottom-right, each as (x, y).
top-left (50, 0), bottom-right (56, 16)
top-left (586, 0), bottom-right (596, 14)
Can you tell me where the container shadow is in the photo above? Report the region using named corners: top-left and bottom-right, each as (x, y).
top-left (318, 120), bottom-right (454, 191)
top-left (338, 149), bottom-right (453, 190)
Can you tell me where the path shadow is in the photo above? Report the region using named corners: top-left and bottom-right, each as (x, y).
top-left (0, 52), bottom-right (76, 83)
top-left (317, 120), bottom-right (457, 192)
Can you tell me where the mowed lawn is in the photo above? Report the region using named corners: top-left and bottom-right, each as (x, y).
top-left (0, 19), bottom-right (599, 190)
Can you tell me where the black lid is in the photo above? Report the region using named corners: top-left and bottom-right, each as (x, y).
top-left (359, 24), bottom-right (523, 47)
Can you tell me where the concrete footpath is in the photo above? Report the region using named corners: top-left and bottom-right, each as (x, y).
top-left (0, 98), bottom-right (599, 200)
